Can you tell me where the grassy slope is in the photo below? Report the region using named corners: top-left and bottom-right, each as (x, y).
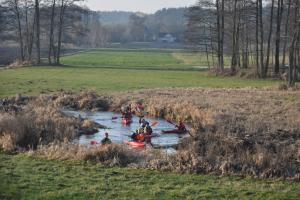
top-left (0, 49), bottom-right (277, 97)
top-left (1, 152), bottom-right (299, 200)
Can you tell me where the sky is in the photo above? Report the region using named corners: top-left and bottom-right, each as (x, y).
top-left (81, 0), bottom-right (196, 14)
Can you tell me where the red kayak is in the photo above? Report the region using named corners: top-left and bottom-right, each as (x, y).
top-left (161, 129), bottom-right (186, 134)
top-left (124, 141), bottom-right (145, 148)
top-left (122, 118), bottom-right (132, 125)
top-left (90, 140), bottom-right (98, 145)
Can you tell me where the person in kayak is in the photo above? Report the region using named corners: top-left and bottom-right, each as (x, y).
top-left (131, 132), bottom-right (145, 142)
top-left (144, 124), bottom-right (153, 136)
top-left (176, 121), bottom-right (187, 132)
top-left (139, 118), bottom-right (149, 128)
top-left (144, 124), bottom-right (153, 145)
top-left (101, 132), bottom-right (112, 145)
top-left (121, 105), bottom-right (132, 120)
top-left (131, 127), bottom-right (144, 141)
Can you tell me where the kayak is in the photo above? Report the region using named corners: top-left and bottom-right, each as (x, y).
top-left (124, 140), bottom-right (145, 148)
top-left (122, 118), bottom-right (132, 125)
top-left (90, 140), bottom-right (98, 145)
top-left (161, 129), bottom-right (186, 134)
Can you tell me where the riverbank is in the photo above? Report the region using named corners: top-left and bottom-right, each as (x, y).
top-left (1, 88), bottom-right (299, 179)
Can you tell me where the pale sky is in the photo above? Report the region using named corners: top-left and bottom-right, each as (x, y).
top-left (81, 0), bottom-right (196, 13)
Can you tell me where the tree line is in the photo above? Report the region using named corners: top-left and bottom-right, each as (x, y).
top-left (186, 0), bottom-right (300, 86)
top-left (0, 0), bottom-right (85, 65)
top-left (0, 5), bottom-right (187, 63)
top-left (84, 8), bottom-right (186, 46)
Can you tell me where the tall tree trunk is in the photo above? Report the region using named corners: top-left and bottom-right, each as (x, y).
top-left (35, 0), bottom-right (40, 64)
top-left (216, 0), bottom-right (221, 69)
top-left (48, 0), bottom-right (56, 64)
top-left (288, 1), bottom-right (300, 86)
top-left (236, 16), bottom-right (241, 68)
top-left (14, 0), bottom-right (24, 61)
top-left (259, 0), bottom-right (264, 77)
top-left (231, 0), bottom-right (238, 72)
top-left (256, 0), bottom-right (260, 76)
top-left (28, 13), bottom-right (36, 60)
top-left (25, 0), bottom-right (30, 60)
top-left (56, 0), bottom-right (66, 65)
top-left (282, 0), bottom-right (291, 67)
top-left (220, 0), bottom-right (225, 70)
top-left (265, 0), bottom-right (275, 77)
top-left (274, 0), bottom-right (284, 75)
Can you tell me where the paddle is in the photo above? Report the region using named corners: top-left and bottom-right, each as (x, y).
top-left (166, 119), bottom-right (177, 127)
top-left (151, 121), bottom-right (159, 127)
top-left (112, 116), bottom-right (118, 120)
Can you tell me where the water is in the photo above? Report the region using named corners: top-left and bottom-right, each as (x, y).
top-left (63, 110), bottom-right (188, 150)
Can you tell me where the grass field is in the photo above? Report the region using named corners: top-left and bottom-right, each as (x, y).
top-left (0, 49), bottom-right (294, 200)
top-left (1, 152), bottom-right (299, 200)
top-left (0, 49), bottom-right (278, 97)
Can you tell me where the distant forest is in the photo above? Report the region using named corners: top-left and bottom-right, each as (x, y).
top-left (0, 5), bottom-right (187, 50)
top-left (87, 8), bottom-right (187, 45)
top-left (0, 2), bottom-right (188, 65)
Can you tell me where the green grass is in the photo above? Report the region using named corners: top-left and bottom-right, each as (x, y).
top-left (0, 49), bottom-right (278, 97)
top-left (61, 49), bottom-right (192, 70)
top-left (172, 52), bottom-right (231, 67)
top-left (0, 152), bottom-right (299, 200)
top-left (0, 66), bottom-right (277, 97)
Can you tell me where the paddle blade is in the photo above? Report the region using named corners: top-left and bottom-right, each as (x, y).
top-left (112, 116), bottom-right (118, 120)
top-left (151, 121), bottom-right (159, 127)
top-left (166, 120), bottom-right (175, 125)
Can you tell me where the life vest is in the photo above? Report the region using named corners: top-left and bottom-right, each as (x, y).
top-left (135, 134), bottom-right (145, 142)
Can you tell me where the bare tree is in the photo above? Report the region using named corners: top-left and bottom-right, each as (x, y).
top-left (255, 0), bottom-right (260, 76)
top-left (231, 0), bottom-right (239, 72)
top-left (216, 0), bottom-right (225, 70)
top-left (282, 0), bottom-right (291, 67)
top-left (265, 0), bottom-right (275, 77)
top-left (259, 0), bottom-right (264, 77)
top-left (24, 0), bottom-right (35, 60)
top-left (56, 0), bottom-right (83, 64)
top-left (48, 0), bottom-right (56, 64)
top-left (35, 0), bottom-right (40, 63)
top-left (6, 0), bottom-right (25, 61)
top-left (274, 0), bottom-right (284, 75)
top-left (288, 0), bottom-right (300, 86)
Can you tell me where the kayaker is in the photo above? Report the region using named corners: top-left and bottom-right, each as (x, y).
top-left (144, 124), bottom-right (153, 136)
top-left (101, 132), bottom-right (112, 145)
top-left (139, 118), bottom-right (149, 128)
top-left (144, 124), bottom-right (153, 145)
top-left (131, 127), bottom-right (143, 140)
top-left (131, 132), bottom-right (145, 142)
top-left (176, 121), bottom-right (187, 132)
top-left (122, 105), bottom-right (132, 120)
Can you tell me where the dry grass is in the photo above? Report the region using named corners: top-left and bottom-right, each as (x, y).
top-left (34, 143), bottom-right (143, 167)
top-left (1, 88), bottom-right (299, 179)
top-left (109, 88), bottom-right (300, 178)
top-left (0, 105), bottom-right (79, 151)
top-left (52, 91), bottom-right (111, 111)
top-left (0, 94), bottom-right (107, 151)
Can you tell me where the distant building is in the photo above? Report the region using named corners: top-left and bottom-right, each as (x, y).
top-left (158, 33), bottom-right (176, 43)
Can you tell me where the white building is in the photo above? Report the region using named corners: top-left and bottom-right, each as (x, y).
top-left (159, 34), bottom-right (176, 43)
